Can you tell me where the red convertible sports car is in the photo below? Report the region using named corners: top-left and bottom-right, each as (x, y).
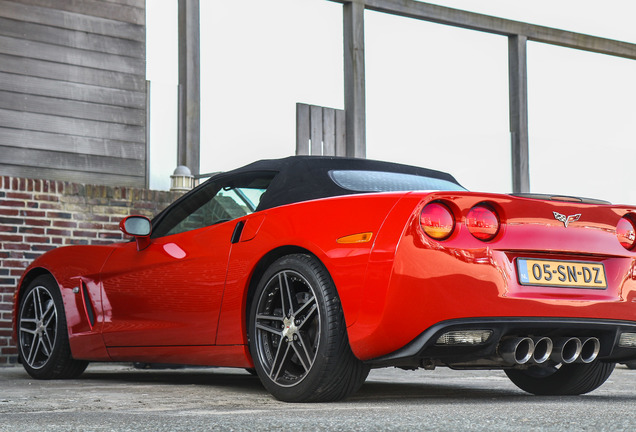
top-left (12, 156), bottom-right (636, 401)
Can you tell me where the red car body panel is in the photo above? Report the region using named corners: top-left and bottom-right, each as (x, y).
top-left (13, 159), bottom-right (636, 369)
top-left (351, 192), bottom-right (636, 359)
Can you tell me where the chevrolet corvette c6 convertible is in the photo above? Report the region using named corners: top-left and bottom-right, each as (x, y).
top-left (12, 156), bottom-right (636, 401)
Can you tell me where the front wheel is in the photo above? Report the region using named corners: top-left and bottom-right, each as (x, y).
top-left (504, 361), bottom-right (615, 395)
top-left (17, 275), bottom-right (88, 379)
top-left (248, 254), bottom-right (369, 402)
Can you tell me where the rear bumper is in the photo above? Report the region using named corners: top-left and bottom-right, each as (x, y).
top-left (366, 317), bottom-right (636, 368)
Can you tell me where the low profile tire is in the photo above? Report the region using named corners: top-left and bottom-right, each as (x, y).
top-left (17, 275), bottom-right (88, 379)
top-left (504, 361), bottom-right (615, 395)
top-left (248, 254), bottom-right (369, 402)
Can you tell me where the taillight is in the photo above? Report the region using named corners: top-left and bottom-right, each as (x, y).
top-left (617, 216), bottom-right (636, 250)
top-left (466, 205), bottom-right (499, 241)
top-left (420, 202), bottom-right (455, 240)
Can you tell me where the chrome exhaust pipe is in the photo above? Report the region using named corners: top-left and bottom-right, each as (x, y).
top-left (550, 337), bottom-right (582, 364)
top-left (577, 337), bottom-right (600, 363)
top-left (499, 337), bottom-right (534, 365)
top-left (531, 337), bottom-right (553, 364)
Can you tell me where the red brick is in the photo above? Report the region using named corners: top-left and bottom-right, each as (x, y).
top-left (19, 210), bottom-right (46, 217)
top-left (0, 217), bottom-right (23, 225)
top-left (78, 222), bottom-right (105, 230)
top-left (72, 230), bottom-right (97, 238)
top-left (2, 243), bottom-right (29, 251)
top-left (2, 260), bottom-right (28, 269)
top-left (0, 199), bottom-right (25, 208)
top-left (46, 211), bottom-right (72, 219)
top-left (24, 236), bottom-right (50, 244)
top-left (0, 209), bottom-right (19, 216)
top-left (46, 228), bottom-right (72, 236)
top-left (52, 220), bottom-right (77, 228)
top-left (1, 347), bottom-right (18, 356)
top-left (66, 239), bottom-right (88, 245)
top-left (6, 192), bottom-right (32, 200)
top-left (24, 219), bottom-right (51, 227)
top-left (30, 244), bottom-right (55, 252)
top-left (19, 227), bottom-right (45, 235)
top-left (99, 232), bottom-right (123, 240)
top-left (0, 234), bottom-right (22, 242)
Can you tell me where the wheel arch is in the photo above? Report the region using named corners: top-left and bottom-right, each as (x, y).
top-left (244, 246), bottom-right (321, 338)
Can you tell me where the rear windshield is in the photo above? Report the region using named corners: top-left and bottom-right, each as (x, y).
top-left (329, 170), bottom-right (466, 193)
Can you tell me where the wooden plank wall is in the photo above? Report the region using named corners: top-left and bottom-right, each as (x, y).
top-left (0, 0), bottom-right (147, 187)
top-left (296, 103), bottom-right (346, 157)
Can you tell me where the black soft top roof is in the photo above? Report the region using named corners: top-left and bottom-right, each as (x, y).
top-left (208, 156), bottom-right (462, 211)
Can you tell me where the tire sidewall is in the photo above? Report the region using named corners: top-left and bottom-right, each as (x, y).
top-left (248, 254), bottom-right (340, 402)
top-left (18, 274), bottom-right (68, 378)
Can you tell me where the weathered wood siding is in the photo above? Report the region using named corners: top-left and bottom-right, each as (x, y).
top-left (0, 0), bottom-right (147, 187)
top-left (296, 103), bottom-right (346, 157)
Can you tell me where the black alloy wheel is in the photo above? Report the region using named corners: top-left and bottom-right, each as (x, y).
top-left (249, 254), bottom-right (369, 402)
top-left (18, 275), bottom-right (88, 379)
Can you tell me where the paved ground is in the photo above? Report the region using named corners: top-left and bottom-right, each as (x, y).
top-left (2, 363), bottom-right (636, 431)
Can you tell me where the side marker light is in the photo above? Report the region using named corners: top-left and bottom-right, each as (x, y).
top-left (337, 232), bottom-right (373, 244)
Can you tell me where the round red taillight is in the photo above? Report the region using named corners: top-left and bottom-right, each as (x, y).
top-left (420, 203), bottom-right (455, 240)
top-left (617, 217), bottom-right (636, 250)
top-left (466, 205), bottom-right (500, 241)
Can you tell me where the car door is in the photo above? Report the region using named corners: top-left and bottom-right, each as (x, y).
top-left (98, 174), bottom-right (272, 347)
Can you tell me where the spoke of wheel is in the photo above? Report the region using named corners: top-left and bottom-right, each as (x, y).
top-left (41, 329), bottom-right (54, 355)
top-left (34, 289), bottom-right (44, 321)
top-left (256, 321), bottom-right (283, 337)
top-left (26, 334), bottom-right (41, 365)
top-left (19, 319), bottom-right (38, 335)
top-left (291, 334), bottom-right (314, 373)
top-left (42, 302), bottom-right (56, 328)
top-left (269, 340), bottom-right (292, 382)
top-left (278, 272), bottom-right (296, 317)
top-left (295, 297), bottom-right (317, 326)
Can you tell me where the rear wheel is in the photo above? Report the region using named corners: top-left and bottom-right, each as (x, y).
top-left (248, 254), bottom-right (369, 402)
top-left (18, 275), bottom-right (88, 379)
top-left (504, 361), bottom-right (615, 395)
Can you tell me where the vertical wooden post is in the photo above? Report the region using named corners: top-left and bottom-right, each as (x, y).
top-left (178, 0), bottom-right (200, 176)
top-left (343, 1), bottom-right (366, 158)
top-left (145, 80), bottom-right (151, 188)
top-left (508, 35), bottom-right (530, 193)
top-left (296, 103), bottom-right (310, 155)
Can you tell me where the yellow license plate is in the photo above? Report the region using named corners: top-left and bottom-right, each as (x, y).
top-left (517, 258), bottom-right (607, 289)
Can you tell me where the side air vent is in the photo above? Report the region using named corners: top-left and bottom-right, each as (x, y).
top-left (81, 282), bottom-right (96, 327)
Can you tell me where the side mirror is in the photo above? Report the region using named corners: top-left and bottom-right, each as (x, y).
top-left (119, 215), bottom-right (152, 250)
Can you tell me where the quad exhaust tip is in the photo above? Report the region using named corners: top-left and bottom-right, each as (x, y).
top-left (498, 336), bottom-right (600, 365)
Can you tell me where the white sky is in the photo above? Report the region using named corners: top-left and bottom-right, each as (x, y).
top-left (146, 0), bottom-right (636, 205)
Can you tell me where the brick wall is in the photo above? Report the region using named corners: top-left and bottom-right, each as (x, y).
top-left (0, 176), bottom-right (183, 365)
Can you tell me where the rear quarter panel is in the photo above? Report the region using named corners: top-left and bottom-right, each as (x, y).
top-left (215, 193), bottom-right (408, 346)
